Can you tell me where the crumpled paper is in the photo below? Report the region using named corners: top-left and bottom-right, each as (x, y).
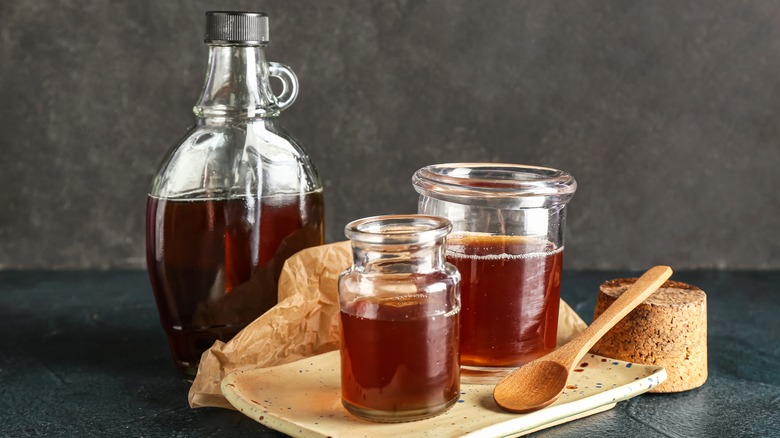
top-left (188, 241), bottom-right (587, 409)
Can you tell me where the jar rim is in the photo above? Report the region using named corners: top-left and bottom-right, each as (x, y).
top-left (412, 162), bottom-right (577, 209)
top-left (345, 214), bottom-right (452, 245)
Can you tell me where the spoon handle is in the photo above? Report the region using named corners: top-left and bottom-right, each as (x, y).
top-left (555, 266), bottom-right (673, 369)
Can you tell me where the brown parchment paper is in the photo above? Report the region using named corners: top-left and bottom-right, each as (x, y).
top-left (188, 241), bottom-right (588, 409)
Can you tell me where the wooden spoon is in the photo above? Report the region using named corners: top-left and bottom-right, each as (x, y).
top-left (493, 265), bottom-right (673, 413)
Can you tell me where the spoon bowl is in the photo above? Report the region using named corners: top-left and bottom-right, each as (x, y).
top-left (493, 266), bottom-right (673, 414)
top-left (493, 360), bottom-right (570, 413)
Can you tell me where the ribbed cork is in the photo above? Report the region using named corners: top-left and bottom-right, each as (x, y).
top-left (205, 11), bottom-right (269, 45)
top-left (591, 278), bottom-right (708, 393)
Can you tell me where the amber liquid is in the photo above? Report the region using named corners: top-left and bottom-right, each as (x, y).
top-left (146, 190), bottom-right (323, 374)
top-left (446, 234), bottom-right (562, 368)
top-left (339, 294), bottom-right (460, 421)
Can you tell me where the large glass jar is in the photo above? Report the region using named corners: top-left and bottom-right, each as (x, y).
top-left (338, 215), bottom-right (461, 422)
top-left (146, 12), bottom-right (324, 375)
top-left (413, 163), bottom-right (576, 383)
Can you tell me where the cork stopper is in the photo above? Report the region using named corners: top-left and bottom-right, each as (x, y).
top-left (591, 279), bottom-right (707, 393)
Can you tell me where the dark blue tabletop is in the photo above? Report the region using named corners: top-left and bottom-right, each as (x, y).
top-left (1, 270), bottom-right (778, 437)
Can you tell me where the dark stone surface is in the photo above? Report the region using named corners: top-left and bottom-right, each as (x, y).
top-left (1, 270), bottom-right (778, 437)
top-left (0, 271), bottom-right (273, 437)
top-left (1, 1), bottom-right (779, 270)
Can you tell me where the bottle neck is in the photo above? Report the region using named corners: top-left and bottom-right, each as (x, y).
top-left (350, 239), bottom-right (447, 274)
top-left (194, 44), bottom-right (279, 120)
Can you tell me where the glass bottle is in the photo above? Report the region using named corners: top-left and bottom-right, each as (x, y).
top-left (413, 163), bottom-right (576, 383)
top-left (146, 11), bottom-right (324, 375)
top-left (338, 215), bottom-right (461, 422)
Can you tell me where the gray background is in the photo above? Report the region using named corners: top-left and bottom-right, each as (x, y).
top-left (1, 0), bottom-right (778, 270)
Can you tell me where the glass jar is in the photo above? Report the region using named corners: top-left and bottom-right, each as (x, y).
top-left (146, 12), bottom-right (324, 375)
top-left (338, 215), bottom-right (461, 422)
top-left (413, 163), bottom-right (576, 383)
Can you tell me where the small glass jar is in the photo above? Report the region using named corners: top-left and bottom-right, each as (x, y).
top-left (338, 215), bottom-right (461, 422)
top-left (413, 163), bottom-right (576, 383)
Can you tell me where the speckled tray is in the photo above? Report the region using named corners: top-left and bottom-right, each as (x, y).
top-left (221, 351), bottom-right (666, 437)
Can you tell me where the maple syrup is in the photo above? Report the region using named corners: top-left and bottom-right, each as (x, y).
top-left (339, 295), bottom-right (460, 420)
top-left (146, 191), bottom-right (323, 374)
top-left (447, 233), bottom-right (562, 368)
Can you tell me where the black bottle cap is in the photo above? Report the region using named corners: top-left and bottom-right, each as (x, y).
top-left (205, 11), bottom-right (269, 45)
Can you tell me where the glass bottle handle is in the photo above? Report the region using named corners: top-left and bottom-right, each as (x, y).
top-left (268, 62), bottom-right (298, 111)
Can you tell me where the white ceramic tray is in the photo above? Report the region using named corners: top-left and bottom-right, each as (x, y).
top-left (222, 351), bottom-right (666, 437)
